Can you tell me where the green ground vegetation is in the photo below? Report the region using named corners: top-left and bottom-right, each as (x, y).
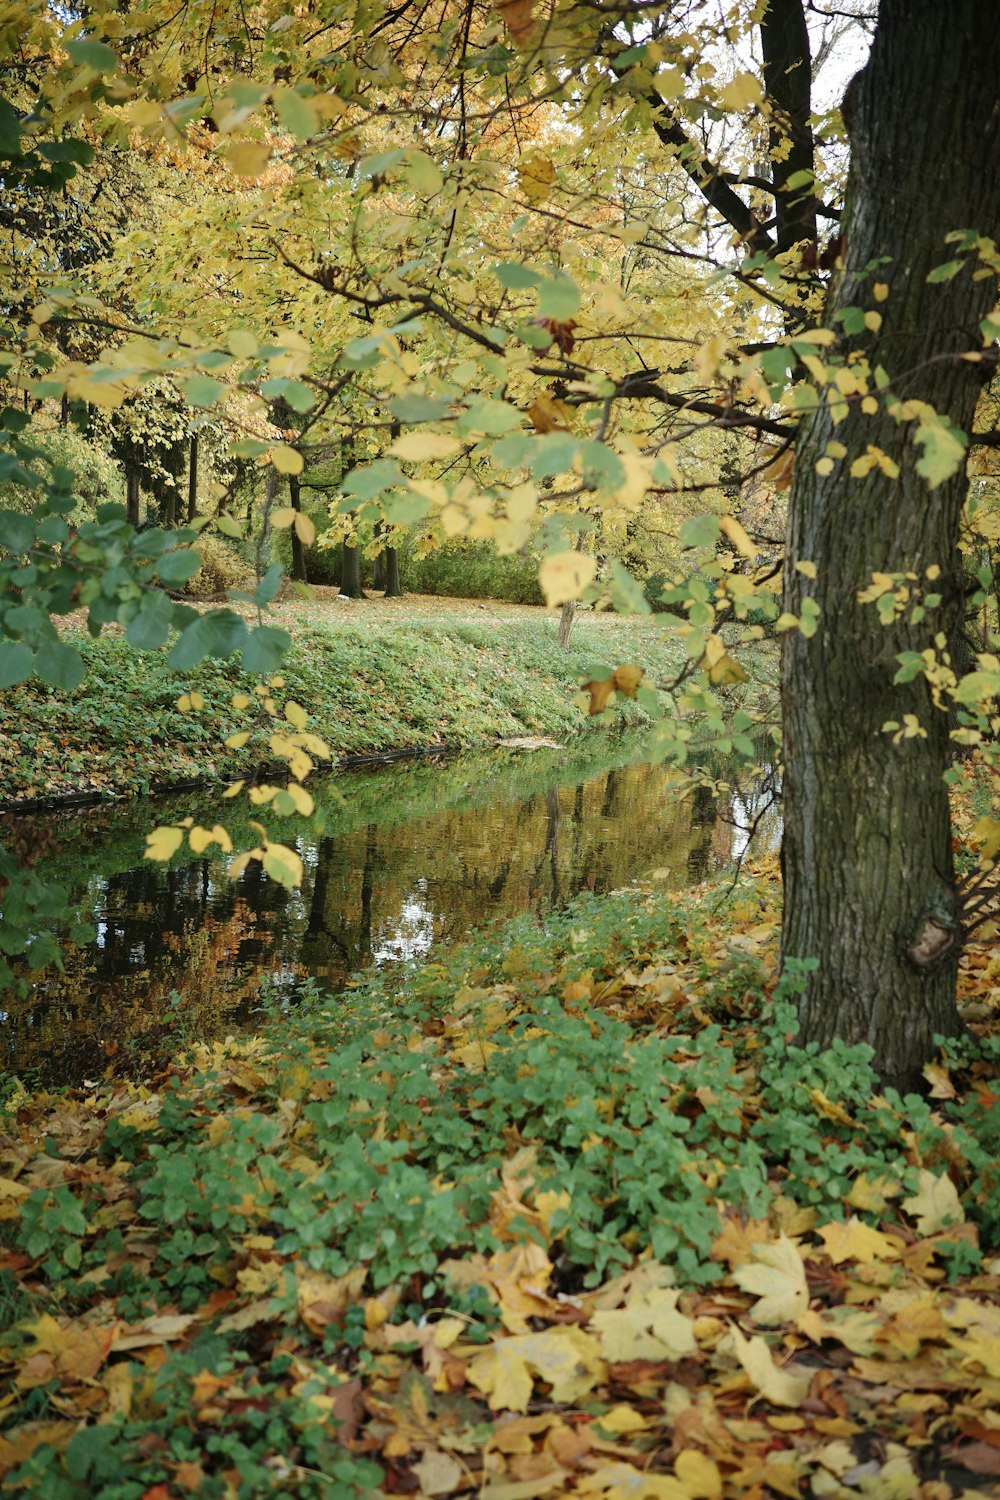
top-left (1, 868), bottom-right (999, 1496)
top-left (0, 604), bottom-right (678, 807)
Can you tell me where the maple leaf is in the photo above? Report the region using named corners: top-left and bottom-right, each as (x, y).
top-left (729, 1325), bottom-right (811, 1408)
top-left (464, 1327), bottom-right (604, 1412)
top-left (815, 1218), bottom-right (902, 1265)
top-left (731, 1234), bottom-right (809, 1325)
top-left (902, 1170), bottom-right (965, 1236)
top-left (588, 1287), bottom-right (696, 1362)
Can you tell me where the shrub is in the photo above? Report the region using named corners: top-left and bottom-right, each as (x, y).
top-left (184, 534), bottom-right (254, 597)
top-left (402, 539), bottom-right (544, 604)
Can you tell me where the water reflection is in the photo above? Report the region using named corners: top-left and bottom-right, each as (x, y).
top-left (2, 740), bottom-right (779, 1086)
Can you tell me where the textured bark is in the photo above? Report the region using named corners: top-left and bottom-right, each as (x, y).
top-left (781, 0), bottom-right (1000, 1088)
top-left (383, 545), bottom-right (402, 597)
top-left (187, 434), bottom-right (198, 523)
top-left (340, 542), bottom-right (362, 597)
top-left (759, 0), bottom-right (817, 253)
top-left (288, 475), bottom-right (308, 583)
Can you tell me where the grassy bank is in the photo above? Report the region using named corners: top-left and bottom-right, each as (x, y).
top-left (1, 868), bottom-right (999, 1497)
top-left (0, 601), bottom-right (677, 807)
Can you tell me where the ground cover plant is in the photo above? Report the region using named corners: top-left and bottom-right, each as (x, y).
top-left (0, 602), bottom-right (677, 807)
top-left (2, 863), bottom-right (999, 1498)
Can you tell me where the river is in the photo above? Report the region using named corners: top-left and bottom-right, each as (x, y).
top-left (1, 734), bottom-right (778, 1086)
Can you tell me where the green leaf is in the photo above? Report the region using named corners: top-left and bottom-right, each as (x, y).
top-left (914, 416), bottom-right (967, 488)
top-left (260, 377), bottom-right (315, 413)
top-left (536, 274), bottom-right (581, 321)
top-left (456, 399), bottom-right (522, 437)
top-left (242, 623), bottom-right (292, 673)
top-left (254, 563), bottom-right (284, 606)
top-left (65, 39), bottom-right (119, 72)
top-left (926, 260), bottom-right (963, 283)
top-left (495, 262), bottom-right (543, 290)
top-left (0, 641), bottom-right (33, 687)
top-left (272, 87), bottom-right (319, 140)
top-left (34, 641), bottom-right (85, 690)
top-left (679, 514), bottom-right (722, 550)
top-left (404, 148), bottom-right (444, 195)
top-left (157, 549), bottom-right (203, 586)
top-left (182, 375), bottom-right (224, 407)
top-left (342, 458), bottom-right (405, 500)
top-left (215, 513), bottom-right (243, 538)
top-left (169, 610), bottom-right (247, 668)
top-left (0, 509), bottom-right (35, 554)
top-left (124, 593), bottom-right (173, 650)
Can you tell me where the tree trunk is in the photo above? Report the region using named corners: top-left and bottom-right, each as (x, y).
top-left (288, 475), bottom-right (308, 583)
top-left (340, 542), bottom-right (362, 598)
top-left (781, 0), bottom-right (1000, 1089)
top-left (557, 601), bottom-right (575, 650)
top-left (187, 434), bottom-right (198, 523)
top-left (126, 461), bottom-right (140, 528)
top-left (383, 545), bottom-right (402, 598)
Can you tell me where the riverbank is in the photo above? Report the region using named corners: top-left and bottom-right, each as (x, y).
top-left (0, 599), bottom-right (678, 808)
top-left (1, 866), bottom-right (999, 1496)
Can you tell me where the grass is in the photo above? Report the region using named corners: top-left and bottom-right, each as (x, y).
top-left (0, 598), bottom-right (679, 807)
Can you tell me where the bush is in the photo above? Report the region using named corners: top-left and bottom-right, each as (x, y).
top-left (402, 539), bottom-right (543, 604)
top-left (184, 534), bottom-right (254, 597)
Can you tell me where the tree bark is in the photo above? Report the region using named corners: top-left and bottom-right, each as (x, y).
top-left (557, 600), bottom-right (575, 650)
top-left (383, 545), bottom-right (402, 597)
top-left (340, 542), bottom-right (362, 598)
top-left (125, 461), bottom-right (140, 528)
top-left (288, 475), bottom-right (308, 583)
top-left (781, 0), bottom-right (1000, 1089)
top-left (187, 433), bottom-right (198, 523)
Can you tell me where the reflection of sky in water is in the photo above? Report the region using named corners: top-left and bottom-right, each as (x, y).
top-left (373, 879), bottom-right (435, 964)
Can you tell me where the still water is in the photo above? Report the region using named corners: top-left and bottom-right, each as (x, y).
top-left (2, 736), bottom-right (778, 1086)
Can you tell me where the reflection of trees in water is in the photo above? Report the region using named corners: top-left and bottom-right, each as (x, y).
top-left (6, 754), bottom-right (773, 1085)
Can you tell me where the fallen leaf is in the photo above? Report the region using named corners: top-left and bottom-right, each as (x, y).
top-left (589, 1287), bottom-right (696, 1362)
top-left (731, 1235), bottom-right (809, 1325)
top-left (729, 1325), bottom-right (811, 1408)
top-left (816, 1218), bottom-right (902, 1265)
top-left (464, 1327), bottom-right (604, 1412)
top-left (902, 1170), bottom-right (965, 1236)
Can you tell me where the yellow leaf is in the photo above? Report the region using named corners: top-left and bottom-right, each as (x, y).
top-left (674, 1450), bottom-right (722, 1499)
top-left (497, 0), bottom-right (537, 47)
top-left (225, 731), bottom-right (251, 749)
top-left (465, 1327), bottom-right (604, 1412)
top-left (731, 1235), bottom-right (808, 1326)
top-left (539, 551), bottom-right (597, 607)
top-left (293, 511), bottom-right (316, 545)
top-left (795, 560), bottom-right (817, 579)
top-left (578, 1462), bottom-right (690, 1499)
top-left (807, 1087), bottom-right (857, 1127)
top-left (285, 783), bottom-right (314, 817)
top-left (847, 1173), bottom-right (901, 1214)
top-left (518, 152), bottom-right (556, 204)
top-left (389, 431), bottom-right (462, 461)
top-left (271, 445), bottom-right (304, 475)
top-left (589, 1287), bottom-right (697, 1363)
top-left (223, 780), bottom-right (246, 798)
top-left (873, 282), bottom-right (890, 302)
top-left (796, 1306), bottom-right (880, 1356)
top-left (815, 1218), bottom-right (902, 1265)
top-left (177, 690), bottom-right (205, 712)
top-left (719, 515), bottom-right (756, 558)
top-left (188, 824), bottom-right (233, 855)
top-left (791, 327), bottom-right (837, 346)
top-left (262, 841), bottom-right (304, 888)
top-left (270, 507), bottom-right (296, 529)
top-left (902, 1169), bottom-right (965, 1236)
top-left (231, 693), bottom-right (252, 709)
top-left (730, 1325), bottom-right (810, 1407)
top-left (717, 72), bottom-right (764, 110)
top-left (227, 142), bottom-right (271, 177)
top-left (528, 395), bottom-right (573, 433)
top-left (144, 826), bottom-right (184, 862)
top-left (612, 663), bottom-right (644, 698)
top-left (284, 700), bottom-right (308, 729)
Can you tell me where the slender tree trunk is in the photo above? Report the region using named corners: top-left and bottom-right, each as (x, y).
top-left (781, 0), bottom-right (1000, 1089)
top-left (383, 545), bottom-right (402, 598)
top-left (288, 475), bottom-right (308, 583)
top-left (187, 434), bottom-right (198, 523)
top-left (557, 601), bottom-right (575, 649)
top-left (126, 461), bottom-right (140, 528)
top-left (340, 542), bottom-right (362, 598)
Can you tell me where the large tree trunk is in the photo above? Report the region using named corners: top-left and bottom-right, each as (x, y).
top-left (383, 545), bottom-right (402, 598)
top-left (340, 542), bottom-right (362, 598)
top-left (781, 0), bottom-right (1000, 1089)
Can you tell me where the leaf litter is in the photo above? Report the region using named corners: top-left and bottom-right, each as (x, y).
top-left (1, 858), bottom-right (999, 1497)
